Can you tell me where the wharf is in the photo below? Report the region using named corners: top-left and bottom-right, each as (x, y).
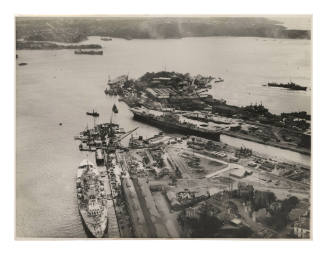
top-left (99, 167), bottom-right (120, 238)
top-left (220, 130), bottom-right (311, 156)
top-left (107, 199), bottom-right (120, 238)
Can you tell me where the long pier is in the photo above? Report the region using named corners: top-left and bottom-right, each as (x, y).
top-left (99, 166), bottom-right (120, 238)
top-left (107, 199), bottom-right (120, 238)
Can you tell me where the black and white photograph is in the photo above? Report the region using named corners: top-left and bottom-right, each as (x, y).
top-left (15, 15), bottom-right (312, 239)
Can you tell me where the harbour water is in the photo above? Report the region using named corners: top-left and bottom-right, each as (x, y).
top-left (16, 36), bottom-right (311, 237)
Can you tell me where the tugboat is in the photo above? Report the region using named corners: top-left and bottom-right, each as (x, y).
top-left (86, 110), bottom-right (100, 117)
top-left (112, 104), bottom-right (118, 114)
top-left (76, 159), bottom-right (107, 238)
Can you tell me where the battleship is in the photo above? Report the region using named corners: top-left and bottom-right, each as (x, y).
top-left (265, 82), bottom-right (307, 91)
top-left (130, 107), bottom-right (221, 141)
top-left (76, 159), bottom-right (108, 238)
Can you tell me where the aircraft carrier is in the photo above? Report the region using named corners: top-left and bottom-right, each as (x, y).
top-left (130, 107), bottom-right (220, 141)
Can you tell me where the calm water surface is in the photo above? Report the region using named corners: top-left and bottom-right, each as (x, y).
top-left (16, 36), bottom-right (311, 237)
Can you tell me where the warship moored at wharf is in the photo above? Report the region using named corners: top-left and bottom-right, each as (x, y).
top-left (75, 106), bottom-right (139, 237)
top-left (76, 159), bottom-right (107, 238)
top-left (130, 107), bottom-right (220, 141)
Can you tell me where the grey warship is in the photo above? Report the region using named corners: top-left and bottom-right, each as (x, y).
top-left (76, 159), bottom-right (107, 238)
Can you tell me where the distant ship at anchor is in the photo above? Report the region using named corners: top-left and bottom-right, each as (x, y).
top-left (264, 82), bottom-right (307, 91)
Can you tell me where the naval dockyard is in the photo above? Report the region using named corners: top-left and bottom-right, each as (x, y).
top-left (74, 71), bottom-right (310, 238)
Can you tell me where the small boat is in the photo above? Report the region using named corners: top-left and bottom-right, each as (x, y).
top-left (112, 104), bottom-right (118, 114)
top-left (86, 110), bottom-right (99, 117)
top-left (18, 63), bottom-right (27, 66)
top-left (214, 77), bottom-right (224, 83)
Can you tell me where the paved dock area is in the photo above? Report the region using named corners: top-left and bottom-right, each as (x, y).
top-left (99, 166), bottom-right (120, 238)
top-left (107, 199), bottom-right (120, 238)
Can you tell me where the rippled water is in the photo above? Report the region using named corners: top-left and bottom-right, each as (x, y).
top-left (16, 36), bottom-right (311, 238)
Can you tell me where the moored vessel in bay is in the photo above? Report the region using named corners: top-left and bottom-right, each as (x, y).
top-left (74, 49), bottom-right (103, 55)
top-left (86, 110), bottom-right (99, 117)
top-left (265, 82), bottom-right (307, 91)
top-left (101, 37), bottom-right (112, 41)
top-left (76, 159), bottom-right (107, 238)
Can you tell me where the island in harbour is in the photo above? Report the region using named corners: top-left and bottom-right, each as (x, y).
top-left (105, 71), bottom-right (311, 155)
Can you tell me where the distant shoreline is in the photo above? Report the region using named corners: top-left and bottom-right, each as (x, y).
top-left (16, 41), bottom-right (102, 50)
top-left (16, 17), bottom-right (311, 44)
top-left (16, 31), bottom-right (311, 45)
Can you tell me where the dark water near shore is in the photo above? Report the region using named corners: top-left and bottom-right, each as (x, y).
top-left (16, 36), bottom-right (311, 238)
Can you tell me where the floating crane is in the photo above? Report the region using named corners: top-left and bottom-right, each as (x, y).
top-left (117, 127), bottom-right (139, 142)
top-left (105, 127), bottom-right (139, 152)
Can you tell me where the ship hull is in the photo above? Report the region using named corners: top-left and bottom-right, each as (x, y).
top-left (132, 111), bottom-right (220, 141)
top-left (267, 83), bottom-right (307, 91)
top-left (79, 206), bottom-right (108, 238)
top-left (76, 159), bottom-right (108, 238)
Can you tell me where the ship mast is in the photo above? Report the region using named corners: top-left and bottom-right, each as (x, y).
top-left (93, 114), bottom-right (97, 128)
